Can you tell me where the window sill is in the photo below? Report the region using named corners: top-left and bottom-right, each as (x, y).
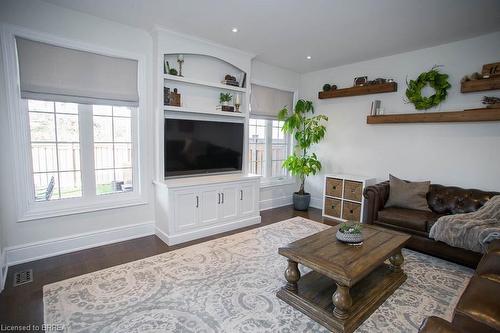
top-left (17, 194), bottom-right (148, 222)
top-left (260, 177), bottom-right (296, 189)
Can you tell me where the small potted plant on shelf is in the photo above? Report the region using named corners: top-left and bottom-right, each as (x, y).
top-left (219, 92), bottom-right (232, 106)
top-left (336, 222), bottom-right (363, 245)
top-left (278, 99), bottom-right (328, 211)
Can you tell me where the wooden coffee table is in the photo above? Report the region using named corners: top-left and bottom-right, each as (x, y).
top-left (277, 224), bottom-right (410, 333)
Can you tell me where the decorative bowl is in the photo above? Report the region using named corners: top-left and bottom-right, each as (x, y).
top-left (336, 230), bottom-right (364, 244)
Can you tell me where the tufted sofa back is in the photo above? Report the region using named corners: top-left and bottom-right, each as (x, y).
top-left (427, 184), bottom-right (500, 215)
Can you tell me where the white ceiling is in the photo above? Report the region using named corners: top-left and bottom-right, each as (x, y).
top-left (42, 0), bottom-right (500, 73)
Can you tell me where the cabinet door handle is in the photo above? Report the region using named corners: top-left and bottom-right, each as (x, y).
top-left (221, 192), bottom-right (224, 204)
top-left (218, 193), bottom-right (221, 204)
top-left (240, 190), bottom-right (243, 200)
top-left (196, 196), bottom-right (199, 208)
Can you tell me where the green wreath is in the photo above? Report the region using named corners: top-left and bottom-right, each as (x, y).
top-left (405, 66), bottom-right (451, 110)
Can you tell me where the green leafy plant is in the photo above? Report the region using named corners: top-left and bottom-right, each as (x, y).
top-left (278, 99), bottom-right (328, 195)
top-left (339, 222), bottom-right (362, 234)
top-left (405, 66), bottom-right (451, 110)
top-left (168, 68), bottom-right (178, 76)
top-left (219, 92), bottom-right (232, 103)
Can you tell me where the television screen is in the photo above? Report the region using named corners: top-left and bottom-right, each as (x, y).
top-left (165, 118), bottom-right (244, 177)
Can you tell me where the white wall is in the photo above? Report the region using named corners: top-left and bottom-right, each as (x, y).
top-left (0, 31), bottom-right (7, 289)
top-left (299, 32), bottom-right (500, 208)
top-left (251, 60), bottom-right (302, 209)
top-left (0, 0), bottom-right (156, 264)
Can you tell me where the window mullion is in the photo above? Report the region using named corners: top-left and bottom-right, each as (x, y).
top-left (79, 104), bottom-right (96, 199)
top-left (265, 120), bottom-right (272, 178)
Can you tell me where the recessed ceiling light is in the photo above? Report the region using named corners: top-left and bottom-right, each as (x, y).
top-left (232, 28), bottom-right (238, 33)
top-left (306, 56), bottom-right (312, 60)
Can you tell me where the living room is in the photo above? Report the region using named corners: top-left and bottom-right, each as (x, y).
top-left (0, 0), bottom-right (499, 332)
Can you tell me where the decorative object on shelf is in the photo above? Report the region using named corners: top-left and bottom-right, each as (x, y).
top-left (241, 73), bottom-right (247, 88)
top-left (177, 54), bottom-right (184, 77)
top-left (323, 83), bottom-right (332, 92)
top-left (219, 92), bottom-right (232, 106)
top-left (278, 100), bottom-right (328, 211)
top-left (164, 87), bottom-right (181, 106)
top-left (216, 105), bottom-right (235, 112)
top-left (168, 68), bottom-right (178, 76)
top-left (354, 76), bottom-right (368, 86)
top-left (336, 222), bottom-right (363, 245)
top-left (163, 87), bottom-right (170, 105)
top-left (164, 60), bottom-right (179, 76)
top-left (405, 66), bottom-right (451, 110)
top-left (370, 100), bottom-right (381, 115)
top-left (482, 62), bottom-right (500, 78)
top-left (234, 93), bottom-right (241, 112)
top-left (368, 78), bottom-right (387, 85)
top-left (483, 96), bottom-right (500, 108)
top-left (221, 74), bottom-right (239, 87)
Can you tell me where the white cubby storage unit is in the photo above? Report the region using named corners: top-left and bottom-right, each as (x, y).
top-left (322, 174), bottom-right (376, 223)
top-left (153, 29), bottom-right (259, 245)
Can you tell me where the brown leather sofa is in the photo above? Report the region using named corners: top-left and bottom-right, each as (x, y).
top-left (418, 239), bottom-right (500, 333)
top-left (363, 181), bottom-right (499, 268)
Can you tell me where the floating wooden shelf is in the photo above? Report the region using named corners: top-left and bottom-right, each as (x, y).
top-left (366, 107), bottom-right (500, 124)
top-left (318, 82), bottom-right (397, 99)
top-left (461, 76), bottom-right (500, 93)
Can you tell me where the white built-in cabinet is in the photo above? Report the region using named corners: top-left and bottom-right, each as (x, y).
top-left (155, 174), bottom-right (261, 245)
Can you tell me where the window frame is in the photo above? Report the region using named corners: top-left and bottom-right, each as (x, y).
top-left (1, 25), bottom-right (148, 222)
top-left (248, 117), bottom-right (294, 187)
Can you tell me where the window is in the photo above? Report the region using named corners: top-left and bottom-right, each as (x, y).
top-left (29, 100), bottom-right (81, 201)
top-left (26, 99), bottom-right (136, 202)
top-left (93, 105), bottom-right (133, 195)
top-left (248, 118), bottom-right (290, 179)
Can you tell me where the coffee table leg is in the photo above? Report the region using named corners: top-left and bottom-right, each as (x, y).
top-left (390, 250), bottom-right (404, 272)
top-left (332, 283), bottom-right (352, 320)
top-left (284, 259), bottom-right (300, 292)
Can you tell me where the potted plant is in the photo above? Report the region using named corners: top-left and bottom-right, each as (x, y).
top-left (336, 222), bottom-right (363, 244)
top-left (219, 92), bottom-right (232, 106)
top-left (278, 99), bottom-right (328, 210)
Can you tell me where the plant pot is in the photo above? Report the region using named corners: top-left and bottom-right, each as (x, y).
top-left (336, 230), bottom-right (364, 244)
top-left (222, 101), bottom-right (229, 106)
top-left (293, 192), bottom-right (311, 211)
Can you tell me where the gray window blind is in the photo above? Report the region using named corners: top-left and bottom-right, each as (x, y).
top-left (250, 84), bottom-right (294, 118)
top-left (16, 37), bottom-right (139, 106)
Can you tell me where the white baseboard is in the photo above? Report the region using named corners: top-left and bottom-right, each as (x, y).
top-left (259, 195), bottom-right (293, 211)
top-left (0, 249), bottom-right (7, 292)
top-left (310, 196), bottom-right (323, 209)
top-left (156, 215), bottom-right (261, 246)
top-left (5, 221), bottom-right (155, 266)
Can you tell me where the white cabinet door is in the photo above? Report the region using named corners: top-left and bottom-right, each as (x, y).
top-left (199, 188), bottom-right (219, 225)
top-left (238, 182), bottom-right (256, 217)
top-left (219, 185), bottom-right (238, 221)
top-left (174, 190), bottom-right (199, 231)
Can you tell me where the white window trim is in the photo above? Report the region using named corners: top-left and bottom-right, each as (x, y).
top-left (1, 24), bottom-right (149, 222)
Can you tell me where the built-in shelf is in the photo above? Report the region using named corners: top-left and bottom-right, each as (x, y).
top-left (164, 105), bottom-right (246, 118)
top-left (461, 76), bottom-right (500, 93)
top-left (318, 82), bottom-right (397, 99)
top-left (164, 74), bottom-right (247, 93)
top-left (366, 107), bottom-right (500, 124)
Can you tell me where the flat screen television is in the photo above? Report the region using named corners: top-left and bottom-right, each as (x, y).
top-left (165, 118), bottom-right (244, 177)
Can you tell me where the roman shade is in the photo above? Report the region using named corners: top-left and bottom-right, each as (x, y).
top-left (250, 84), bottom-right (294, 118)
top-left (16, 37), bottom-right (139, 106)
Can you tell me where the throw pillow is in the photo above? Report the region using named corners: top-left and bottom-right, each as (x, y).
top-left (385, 174), bottom-right (431, 211)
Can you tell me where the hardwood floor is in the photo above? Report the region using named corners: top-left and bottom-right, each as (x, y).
top-left (0, 205), bottom-right (335, 330)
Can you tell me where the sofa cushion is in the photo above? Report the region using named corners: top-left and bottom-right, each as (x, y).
top-left (453, 276), bottom-right (500, 333)
top-left (476, 252), bottom-right (500, 283)
top-left (385, 174), bottom-right (431, 211)
top-left (377, 207), bottom-right (441, 233)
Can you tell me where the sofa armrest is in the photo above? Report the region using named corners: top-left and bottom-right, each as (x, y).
top-left (419, 316), bottom-right (462, 333)
top-left (363, 181), bottom-right (389, 224)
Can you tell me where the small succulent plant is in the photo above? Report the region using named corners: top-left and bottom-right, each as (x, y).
top-left (339, 222), bottom-right (362, 234)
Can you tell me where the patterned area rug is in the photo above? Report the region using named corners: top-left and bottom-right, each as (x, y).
top-left (44, 217), bottom-right (473, 332)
